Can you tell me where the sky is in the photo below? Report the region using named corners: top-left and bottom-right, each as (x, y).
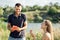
top-left (0, 0), bottom-right (60, 7)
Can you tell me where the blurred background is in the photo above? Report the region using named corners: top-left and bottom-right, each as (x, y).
top-left (0, 0), bottom-right (60, 40)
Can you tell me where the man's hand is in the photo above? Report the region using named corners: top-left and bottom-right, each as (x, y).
top-left (16, 27), bottom-right (21, 32)
top-left (11, 25), bottom-right (21, 32)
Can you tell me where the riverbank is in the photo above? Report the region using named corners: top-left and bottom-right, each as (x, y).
top-left (0, 21), bottom-right (60, 40)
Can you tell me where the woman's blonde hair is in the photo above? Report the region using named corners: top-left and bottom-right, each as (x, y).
top-left (44, 20), bottom-right (54, 40)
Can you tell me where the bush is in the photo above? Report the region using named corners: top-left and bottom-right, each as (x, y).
top-left (48, 7), bottom-right (58, 16)
top-left (0, 17), bottom-right (7, 22)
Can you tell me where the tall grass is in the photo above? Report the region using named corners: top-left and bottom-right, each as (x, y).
top-left (0, 21), bottom-right (60, 40)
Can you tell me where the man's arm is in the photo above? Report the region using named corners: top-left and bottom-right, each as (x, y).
top-left (16, 21), bottom-right (27, 32)
top-left (20, 21), bottom-right (27, 30)
top-left (7, 15), bottom-right (12, 31)
top-left (7, 23), bottom-right (16, 32)
top-left (7, 23), bottom-right (11, 31)
top-left (16, 14), bottom-right (27, 32)
top-left (20, 14), bottom-right (27, 31)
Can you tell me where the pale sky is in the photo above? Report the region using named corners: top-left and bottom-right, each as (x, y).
top-left (0, 0), bottom-right (60, 7)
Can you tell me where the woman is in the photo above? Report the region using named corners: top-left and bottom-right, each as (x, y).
top-left (41, 20), bottom-right (54, 40)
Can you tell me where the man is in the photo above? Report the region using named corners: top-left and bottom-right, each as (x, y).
top-left (7, 3), bottom-right (27, 40)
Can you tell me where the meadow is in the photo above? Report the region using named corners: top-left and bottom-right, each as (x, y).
top-left (0, 20), bottom-right (60, 40)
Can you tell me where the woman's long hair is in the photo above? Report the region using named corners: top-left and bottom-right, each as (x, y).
top-left (44, 20), bottom-right (54, 40)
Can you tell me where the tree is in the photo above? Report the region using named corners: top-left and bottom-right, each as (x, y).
top-left (3, 6), bottom-right (14, 18)
top-left (33, 13), bottom-right (43, 23)
top-left (48, 6), bottom-right (58, 16)
top-left (33, 5), bottom-right (41, 11)
top-left (0, 7), bottom-right (4, 16)
top-left (25, 6), bottom-right (32, 11)
top-left (54, 2), bottom-right (60, 9)
top-left (43, 5), bottom-right (49, 11)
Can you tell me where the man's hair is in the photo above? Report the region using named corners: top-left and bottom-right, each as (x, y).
top-left (15, 3), bottom-right (22, 7)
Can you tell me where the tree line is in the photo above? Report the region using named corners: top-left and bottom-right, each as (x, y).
top-left (0, 2), bottom-right (60, 23)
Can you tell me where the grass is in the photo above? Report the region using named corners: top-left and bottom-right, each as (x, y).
top-left (0, 21), bottom-right (60, 40)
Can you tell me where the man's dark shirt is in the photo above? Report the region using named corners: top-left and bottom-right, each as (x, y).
top-left (8, 13), bottom-right (26, 38)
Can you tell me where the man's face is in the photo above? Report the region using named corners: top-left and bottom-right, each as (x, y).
top-left (15, 6), bottom-right (22, 14)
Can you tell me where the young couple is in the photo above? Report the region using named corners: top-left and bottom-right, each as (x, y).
top-left (7, 3), bottom-right (54, 40)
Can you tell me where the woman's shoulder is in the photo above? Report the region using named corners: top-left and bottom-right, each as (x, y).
top-left (42, 32), bottom-right (51, 40)
top-left (45, 32), bottom-right (51, 40)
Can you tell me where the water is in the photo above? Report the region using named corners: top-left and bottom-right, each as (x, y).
top-left (4, 22), bottom-right (60, 33)
top-left (26, 23), bottom-right (60, 33)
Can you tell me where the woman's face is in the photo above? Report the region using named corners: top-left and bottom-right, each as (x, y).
top-left (41, 22), bottom-right (46, 30)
